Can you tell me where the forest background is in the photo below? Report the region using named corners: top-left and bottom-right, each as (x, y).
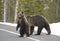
top-left (0, 0), bottom-right (60, 23)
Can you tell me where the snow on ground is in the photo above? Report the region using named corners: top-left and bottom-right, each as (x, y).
top-left (42, 22), bottom-right (60, 36)
top-left (0, 22), bottom-right (17, 27)
top-left (0, 22), bottom-right (60, 36)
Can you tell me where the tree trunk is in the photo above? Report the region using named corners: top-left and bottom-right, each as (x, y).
top-left (14, 0), bottom-right (19, 23)
top-left (4, 0), bottom-right (7, 22)
top-left (56, 0), bottom-right (59, 18)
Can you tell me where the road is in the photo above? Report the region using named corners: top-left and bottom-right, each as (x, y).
top-left (0, 24), bottom-right (60, 41)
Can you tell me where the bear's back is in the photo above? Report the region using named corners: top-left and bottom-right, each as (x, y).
top-left (26, 15), bottom-right (49, 26)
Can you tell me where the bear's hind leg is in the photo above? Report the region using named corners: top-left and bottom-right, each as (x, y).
top-left (26, 32), bottom-right (30, 37)
top-left (45, 25), bottom-right (51, 35)
top-left (19, 29), bottom-right (25, 37)
top-left (25, 28), bottom-right (30, 37)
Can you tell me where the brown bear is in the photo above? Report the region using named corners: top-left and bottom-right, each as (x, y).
top-left (16, 12), bottom-right (51, 36)
top-left (26, 15), bottom-right (51, 35)
top-left (16, 12), bottom-right (30, 37)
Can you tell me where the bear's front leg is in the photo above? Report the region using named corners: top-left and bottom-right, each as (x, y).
top-left (30, 26), bottom-right (34, 35)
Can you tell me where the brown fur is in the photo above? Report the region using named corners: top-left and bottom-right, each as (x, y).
top-left (16, 12), bottom-right (51, 35)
